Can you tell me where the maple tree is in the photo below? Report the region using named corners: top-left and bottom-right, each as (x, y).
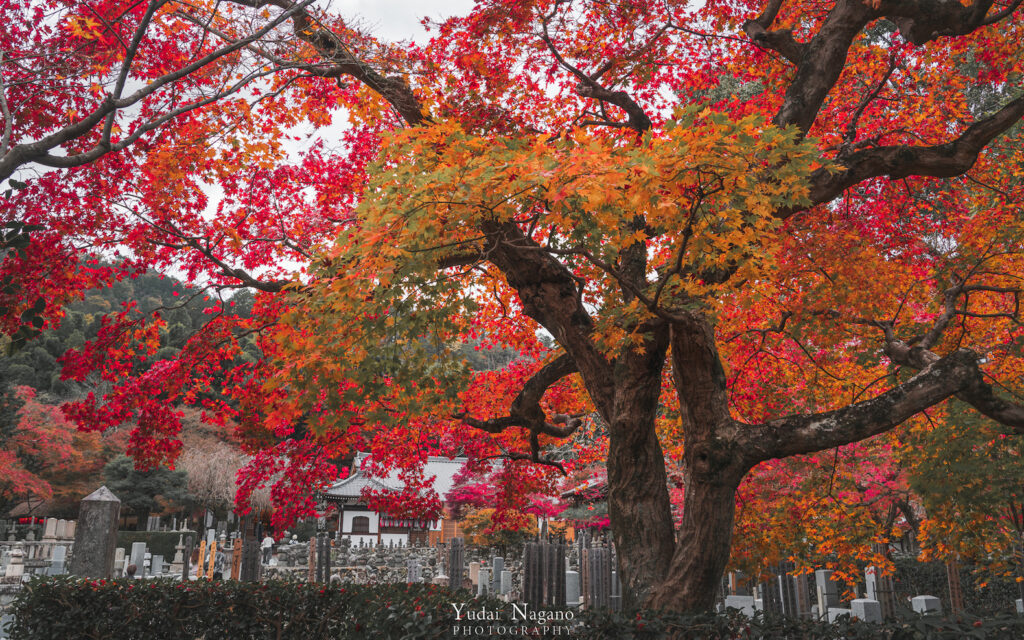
top-left (4, 0), bottom-right (1024, 614)
top-left (0, 386), bottom-right (102, 515)
top-left (907, 402), bottom-right (1024, 578)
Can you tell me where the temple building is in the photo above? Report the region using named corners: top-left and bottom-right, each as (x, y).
top-left (321, 453), bottom-right (466, 546)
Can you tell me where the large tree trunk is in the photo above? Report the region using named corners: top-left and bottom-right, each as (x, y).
top-left (646, 473), bottom-right (741, 611)
top-left (606, 397), bottom-right (676, 607)
top-left (644, 314), bottom-right (749, 611)
top-left (647, 458), bottom-right (745, 610)
top-left (604, 326), bottom-right (678, 606)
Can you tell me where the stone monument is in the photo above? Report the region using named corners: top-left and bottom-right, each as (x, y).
top-left (69, 486), bottom-right (121, 579)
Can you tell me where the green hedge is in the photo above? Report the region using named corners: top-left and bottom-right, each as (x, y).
top-left (6, 578), bottom-right (508, 640)
top-left (7, 577), bottom-right (1024, 640)
top-left (582, 608), bottom-right (1024, 640)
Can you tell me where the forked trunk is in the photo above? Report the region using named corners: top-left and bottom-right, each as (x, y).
top-left (645, 474), bottom-right (741, 611)
top-left (604, 332), bottom-right (677, 607)
top-left (606, 414), bottom-right (676, 607)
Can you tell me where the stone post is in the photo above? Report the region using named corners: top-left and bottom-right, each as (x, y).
top-left (69, 486), bottom-right (121, 579)
top-left (182, 534), bottom-right (195, 581)
top-left (308, 537), bottom-right (316, 583)
top-left (4, 544), bottom-right (24, 579)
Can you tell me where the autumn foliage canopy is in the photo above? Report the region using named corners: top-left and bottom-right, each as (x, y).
top-left (2, 0), bottom-right (1024, 611)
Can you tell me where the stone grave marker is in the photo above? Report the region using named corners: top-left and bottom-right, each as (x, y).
top-left (42, 519), bottom-right (57, 547)
top-left (827, 607), bottom-right (852, 623)
top-left (792, 573), bottom-right (812, 619)
top-left (815, 569), bottom-right (840, 611)
top-left (114, 548), bottom-right (126, 575)
top-left (491, 556), bottom-right (504, 593)
top-left (129, 542), bottom-right (147, 578)
top-left (911, 595), bottom-right (942, 616)
top-left (724, 595), bottom-right (756, 616)
top-left (69, 486), bottom-right (120, 579)
top-left (851, 598), bottom-right (882, 623)
top-left (170, 536), bottom-right (184, 576)
top-left (4, 545), bottom-right (24, 579)
top-left (182, 534), bottom-right (195, 581)
top-left (47, 546), bottom-right (68, 576)
top-left (407, 559), bottom-right (422, 583)
top-left (566, 570), bottom-right (580, 607)
top-left (448, 538), bottom-right (465, 590)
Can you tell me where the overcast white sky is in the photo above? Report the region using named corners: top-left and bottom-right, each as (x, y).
top-left (330, 0), bottom-right (476, 43)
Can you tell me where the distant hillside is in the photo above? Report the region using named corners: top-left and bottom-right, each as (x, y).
top-left (0, 269), bottom-right (256, 398)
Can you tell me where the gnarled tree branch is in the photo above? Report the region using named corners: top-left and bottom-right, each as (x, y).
top-left (741, 347), bottom-right (1024, 465)
top-left (455, 353), bottom-right (583, 475)
top-left (791, 93), bottom-right (1024, 212)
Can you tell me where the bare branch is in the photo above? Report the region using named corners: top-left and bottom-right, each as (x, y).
top-left (0, 0), bottom-right (316, 181)
top-left (843, 52), bottom-right (898, 144)
top-left (537, 5), bottom-right (651, 132)
top-left (226, 0), bottom-right (429, 126)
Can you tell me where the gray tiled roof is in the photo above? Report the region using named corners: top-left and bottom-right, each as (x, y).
top-left (322, 453), bottom-right (468, 501)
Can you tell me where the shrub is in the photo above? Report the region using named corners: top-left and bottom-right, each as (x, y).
top-left (6, 577), bottom-right (508, 640)
top-left (581, 608), bottom-right (1024, 640)
top-left (7, 577), bottom-right (1024, 640)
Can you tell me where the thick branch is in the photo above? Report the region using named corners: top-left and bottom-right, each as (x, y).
top-left (769, 0), bottom-right (1022, 134)
top-left (455, 354), bottom-right (583, 475)
top-left (885, 0), bottom-right (1024, 45)
top-left (227, 0), bottom-right (429, 126)
top-left (771, 0), bottom-right (873, 132)
top-left (480, 221), bottom-right (617, 419)
top-left (742, 1), bottom-right (805, 68)
top-left (740, 349), bottom-right (995, 463)
top-left (455, 353), bottom-right (582, 438)
top-left (792, 93), bottom-right (1024, 212)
